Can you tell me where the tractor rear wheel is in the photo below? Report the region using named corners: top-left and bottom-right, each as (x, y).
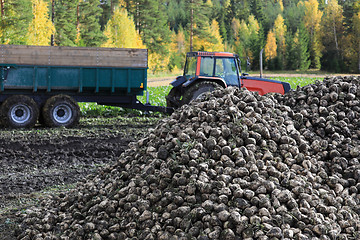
top-left (181, 81), bottom-right (222, 105)
top-left (0, 95), bottom-right (39, 128)
top-left (42, 95), bottom-right (80, 127)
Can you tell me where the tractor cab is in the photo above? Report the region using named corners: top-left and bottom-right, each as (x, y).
top-left (183, 52), bottom-right (242, 88)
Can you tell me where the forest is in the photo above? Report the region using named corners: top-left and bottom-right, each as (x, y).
top-left (1, 0), bottom-right (360, 73)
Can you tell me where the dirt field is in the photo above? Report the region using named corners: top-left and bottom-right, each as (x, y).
top-left (0, 116), bottom-right (160, 239)
top-left (147, 76), bottom-right (174, 87)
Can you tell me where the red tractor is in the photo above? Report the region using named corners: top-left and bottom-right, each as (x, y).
top-left (166, 51), bottom-right (290, 107)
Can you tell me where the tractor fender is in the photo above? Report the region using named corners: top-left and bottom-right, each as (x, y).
top-left (171, 75), bottom-right (227, 89)
top-left (183, 76), bottom-right (227, 89)
top-left (170, 76), bottom-right (187, 88)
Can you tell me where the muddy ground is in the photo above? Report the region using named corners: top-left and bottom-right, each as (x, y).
top-left (0, 116), bottom-right (160, 239)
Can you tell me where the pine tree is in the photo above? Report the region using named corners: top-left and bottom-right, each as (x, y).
top-left (78, 0), bottom-right (106, 47)
top-left (286, 30), bottom-right (297, 70)
top-left (284, 1), bottom-right (305, 34)
top-left (125, 0), bottom-right (171, 54)
top-left (244, 15), bottom-right (260, 61)
top-left (166, 0), bottom-right (187, 32)
top-left (141, 0), bottom-right (171, 54)
top-left (253, 0), bottom-right (282, 34)
top-left (99, 0), bottom-right (120, 30)
top-left (168, 26), bottom-right (186, 71)
top-left (26, 0), bottom-right (55, 46)
top-left (216, 5), bottom-right (228, 43)
top-left (186, 0), bottom-right (213, 51)
top-left (1, 0), bottom-right (32, 44)
top-left (201, 19), bottom-right (224, 52)
top-left (232, 14), bottom-right (263, 69)
top-left (54, 0), bottom-right (78, 46)
top-left (298, 23), bottom-right (311, 70)
top-left (251, 22), bottom-right (265, 70)
top-left (102, 6), bottom-right (144, 48)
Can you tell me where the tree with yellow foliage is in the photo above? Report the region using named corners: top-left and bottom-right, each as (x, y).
top-left (265, 30), bottom-right (277, 69)
top-left (322, 0), bottom-right (343, 52)
top-left (231, 18), bottom-right (241, 39)
top-left (207, 19), bottom-right (225, 52)
top-left (304, 0), bottom-right (323, 69)
top-left (193, 19), bottom-right (224, 52)
top-left (274, 14), bottom-right (287, 69)
top-left (168, 28), bottom-right (186, 72)
top-left (277, 0), bottom-right (284, 12)
top-left (102, 6), bottom-right (144, 49)
top-left (236, 15), bottom-right (259, 59)
top-left (0, 0), bottom-right (32, 44)
top-left (26, 0), bottom-right (55, 46)
top-left (321, 0), bottom-right (345, 71)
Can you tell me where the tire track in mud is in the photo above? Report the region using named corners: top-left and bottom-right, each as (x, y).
top-left (0, 117), bottom-right (158, 198)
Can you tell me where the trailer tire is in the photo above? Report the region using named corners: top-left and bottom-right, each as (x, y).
top-left (182, 81), bottom-right (222, 105)
top-left (42, 95), bottom-right (80, 127)
top-left (0, 95), bottom-right (39, 128)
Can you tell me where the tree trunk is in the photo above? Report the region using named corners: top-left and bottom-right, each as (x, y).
top-left (358, 42), bottom-right (360, 73)
top-left (77, 3), bottom-right (80, 29)
top-left (51, 0), bottom-right (55, 46)
top-left (136, 1), bottom-right (140, 34)
top-left (333, 20), bottom-right (339, 52)
top-left (190, 0), bottom-right (193, 52)
top-left (1, 0), bottom-right (3, 19)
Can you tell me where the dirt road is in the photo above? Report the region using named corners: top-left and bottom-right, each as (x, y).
top-left (147, 77), bottom-right (174, 87)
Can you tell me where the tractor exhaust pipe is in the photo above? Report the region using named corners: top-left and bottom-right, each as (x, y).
top-left (260, 48), bottom-right (264, 78)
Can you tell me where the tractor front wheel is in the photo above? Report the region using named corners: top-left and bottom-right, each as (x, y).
top-left (181, 81), bottom-right (222, 105)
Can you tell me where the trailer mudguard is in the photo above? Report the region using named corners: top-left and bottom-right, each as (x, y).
top-left (242, 77), bottom-right (291, 95)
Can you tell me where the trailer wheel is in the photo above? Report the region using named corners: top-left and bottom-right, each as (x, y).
top-left (0, 95), bottom-right (39, 128)
top-left (182, 81), bottom-right (222, 105)
top-left (42, 95), bottom-right (80, 127)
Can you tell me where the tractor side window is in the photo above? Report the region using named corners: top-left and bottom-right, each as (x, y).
top-left (214, 58), bottom-right (225, 78)
top-left (223, 58), bottom-right (239, 86)
top-left (184, 57), bottom-right (197, 80)
top-left (200, 57), bottom-right (214, 76)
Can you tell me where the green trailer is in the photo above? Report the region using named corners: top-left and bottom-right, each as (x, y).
top-left (0, 44), bottom-right (169, 128)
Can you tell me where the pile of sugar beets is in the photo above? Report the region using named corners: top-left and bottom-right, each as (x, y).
top-left (17, 76), bottom-right (360, 240)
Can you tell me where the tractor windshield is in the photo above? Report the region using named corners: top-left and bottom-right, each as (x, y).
top-left (200, 56), bottom-right (239, 86)
top-left (184, 56), bottom-right (197, 80)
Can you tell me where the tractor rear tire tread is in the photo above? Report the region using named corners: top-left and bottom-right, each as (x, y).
top-left (181, 81), bottom-right (222, 105)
